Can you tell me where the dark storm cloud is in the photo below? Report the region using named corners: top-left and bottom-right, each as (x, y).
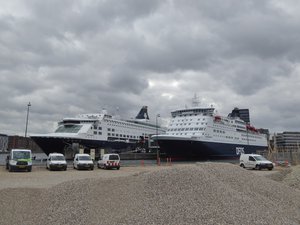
top-left (208, 58), bottom-right (293, 96)
top-left (0, 0), bottom-right (300, 134)
top-left (27, 0), bottom-right (161, 35)
top-left (108, 70), bottom-right (149, 94)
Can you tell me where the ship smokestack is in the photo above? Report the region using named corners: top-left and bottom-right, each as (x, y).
top-left (135, 106), bottom-right (149, 120)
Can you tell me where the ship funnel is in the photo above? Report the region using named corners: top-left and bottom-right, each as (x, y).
top-left (135, 106), bottom-right (149, 120)
top-left (228, 108), bottom-right (250, 123)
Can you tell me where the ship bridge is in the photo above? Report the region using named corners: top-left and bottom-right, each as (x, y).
top-left (171, 107), bottom-right (215, 118)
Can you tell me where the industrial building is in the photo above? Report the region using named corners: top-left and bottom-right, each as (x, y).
top-left (0, 134), bottom-right (42, 153)
top-left (273, 132), bottom-right (300, 150)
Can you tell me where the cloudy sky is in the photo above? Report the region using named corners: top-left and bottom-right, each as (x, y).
top-left (1, 0), bottom-right (300, 136)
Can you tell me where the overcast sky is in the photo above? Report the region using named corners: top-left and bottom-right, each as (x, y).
top-left (1, 0), bottom-right (300, 136)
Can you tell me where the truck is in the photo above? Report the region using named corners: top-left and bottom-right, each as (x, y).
top-left (6, 149), bottom-right (32, 172)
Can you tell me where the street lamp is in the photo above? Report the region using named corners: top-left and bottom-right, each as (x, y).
top-left (156, 114), bottom-right (160, 164)
top-left (25, 102), bottom-right (31, 137)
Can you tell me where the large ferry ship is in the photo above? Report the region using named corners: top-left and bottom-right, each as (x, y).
top-left (31, 106), bottom-right (165, 157)
top-left (152, 99), bottom-right (268, 159)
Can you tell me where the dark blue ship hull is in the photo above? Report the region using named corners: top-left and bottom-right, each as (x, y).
top-left (157, 139), bottom-right (267, 160)
top-left (31, 136), bottom-right (136, 156)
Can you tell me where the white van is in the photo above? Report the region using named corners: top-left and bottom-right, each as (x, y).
top-left (6, 149), bottom-right (32, 172)
top-left (46, 153), bottom-right (67, 171)
top-left (240, 154), bottom-right (274, 170)
top-left (97, 154), bottom-right (120, 170)
top-left (73, 153), bottom-right (94, 170)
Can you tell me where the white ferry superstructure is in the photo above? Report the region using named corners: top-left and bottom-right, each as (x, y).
top-left (152, 105), bottom-right (268, 159)
top-left (31, 106), bottom-right (166, 156)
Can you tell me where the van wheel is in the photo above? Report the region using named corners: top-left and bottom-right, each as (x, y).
top-left (255, 165), bottom-right (260, 170)
top-left (8, 166), bottom-right (12, 172)
top-left (117, 167), bottom-right (120, 170)
top-left (240, 164), bottom-right (245, 168)
top-left (27, 167), bottom-right (32, 172)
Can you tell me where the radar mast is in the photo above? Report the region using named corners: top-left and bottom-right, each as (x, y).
top-left (192, 94), bottom-right (200, 107)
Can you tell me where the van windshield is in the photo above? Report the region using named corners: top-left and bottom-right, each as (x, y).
top-left (253, 155), bottom-right (267, 161)
top-left (78, 156), bottom-right (91, 160)
top-left (13, 151), bottom-right (30, 160)
top-left (109, 155), bottom-right (119, 160)
top-left (51, 156), bottom-right (65, 161)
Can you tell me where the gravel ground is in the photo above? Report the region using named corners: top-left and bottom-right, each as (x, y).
top-left (281, 165), bottom-right (300, 190)
top-left (0, 163), bottom-right (299, 225)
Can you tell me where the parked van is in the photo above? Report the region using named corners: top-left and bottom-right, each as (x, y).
top-left (97, 154), bottom-right (120, 170)
top-left (46, 153), bottom-right (67, 171)
top-left (73, 153), bottom-right (94, 170)
top-left (6, 149), bottom-right (32, 172)
top-left (240, 154), bottom-right (274, 170)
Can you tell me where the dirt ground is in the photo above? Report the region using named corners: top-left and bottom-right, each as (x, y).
top-left (0, 165), bottom-right (165, 189)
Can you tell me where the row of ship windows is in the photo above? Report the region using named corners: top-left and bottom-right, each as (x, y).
top-left (174, 117), bottom-right (245, 125)
top-left (172, 133), bottom-right (204, 136)
top-left (93, 126), bottom-right (103, 130)
top-left (92, 126), bottom-right (116, 132)
top-left (214, 135), bottom-right (235, 139)
top-left (93, 125), bottom-right (154, 132)
top-left (212, 134), bottom-right (258, 141)
top-left (211, 135), bottom-right (241, 140)
top-left (213, 129), bottom-right (226, 134)
top-left (170, 122), bottom-right (208, 126)
top-left (105, 120), bottom-right (141, 127)
top-left (213, 123), bottom-right (236, 129)
top-left (93, 131), bottom-right (147, 139)
top-left (106, 120), bottom-right (156, 131)
top-left (168, 127), bottom-right (206, 131)
top-left (241, 138), bottom-right (257, 142)
top-left (92, 126), bottom-right (154, 135)
top-left (169, 133), bottom-right (257, 142)
top-left (178, 113), bottom-right (210, 117)
top-left (172, 118), bottom-right (206, 122)
top-left (215, 120), bottom-right (245, 125)
top-left (241, 134), bottom-right (262, 139)
top-left (170, 133), bottom-right (250, 140)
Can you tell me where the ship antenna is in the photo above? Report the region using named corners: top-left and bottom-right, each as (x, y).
top-left (192, 94), bottom-right (200, 107)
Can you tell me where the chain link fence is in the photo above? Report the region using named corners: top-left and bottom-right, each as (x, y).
top-left (257, 148), bottom-right (300, 166)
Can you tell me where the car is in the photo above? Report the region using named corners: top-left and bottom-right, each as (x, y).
top-left (6, 149), bottom-right (32, 172)
top-left (240, 154), bottom-right (274, 170)
top-left (73, 153), bottom-right (94, 170)
top-left (46, 153), bottom-right (67, 171)
top-left (97, 154), bottom-right (120, 170)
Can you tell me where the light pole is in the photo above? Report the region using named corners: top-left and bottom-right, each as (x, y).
top-left (156, 114), bottom-right (160, 164)
top-left (25, 102), bottom-right (31, 137)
